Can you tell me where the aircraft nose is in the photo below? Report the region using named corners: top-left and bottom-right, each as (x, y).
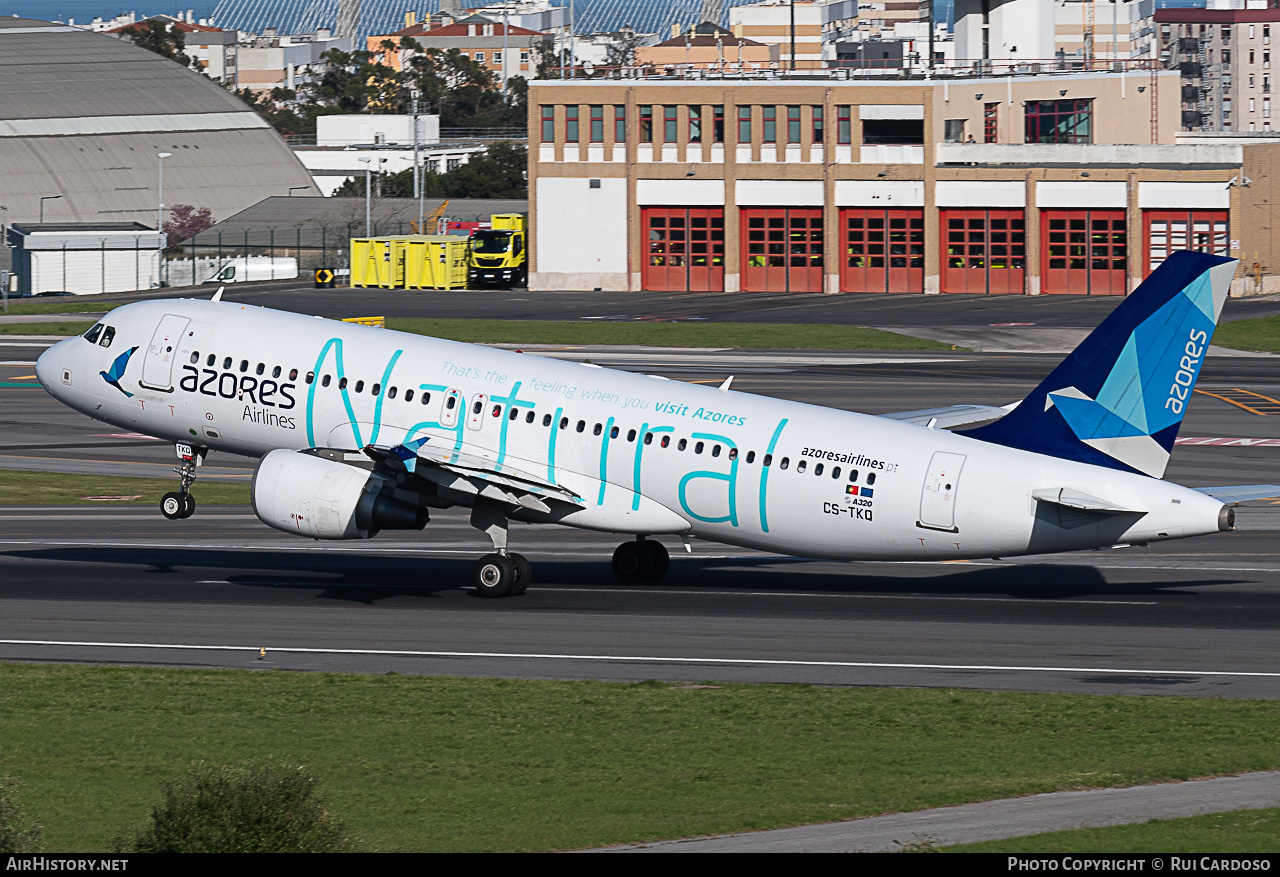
top-left (35, 337), bottom-right (76, 395)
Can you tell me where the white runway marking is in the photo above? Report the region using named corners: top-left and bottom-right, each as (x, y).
top-left (0, 638), bottom-right (1274, 678)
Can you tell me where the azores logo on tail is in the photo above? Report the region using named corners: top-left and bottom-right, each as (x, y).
top-left (965, 251), bottom-right (1238, 478)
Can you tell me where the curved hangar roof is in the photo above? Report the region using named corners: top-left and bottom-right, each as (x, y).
top-left (0, 18), bottom-right (318, 228)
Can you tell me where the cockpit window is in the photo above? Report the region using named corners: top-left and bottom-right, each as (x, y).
top-left (83, 324), bottom-right (104, 344)
top-left (99, 326), bottom-right (116, 348)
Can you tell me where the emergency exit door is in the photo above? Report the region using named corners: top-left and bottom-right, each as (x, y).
top-left (918, 451), bottom-right (966, 532)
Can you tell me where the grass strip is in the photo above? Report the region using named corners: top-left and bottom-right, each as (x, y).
top-left (386, 317), bottom-right (953, 350)
top-left (0, 666), bottom-right (1277, 852)
top-left (0, 317), bottom-right (949, 350)
top-left (0, 321), bottom-right (96, 336)
top-left (0, 300), bottom-right (118, 316)
top-left (947, 807), bottom-right (1280, 853)
top-left (1214, 315), bottom-right (1280, 353)
top-left (0, 469), bottom-right (249, 505)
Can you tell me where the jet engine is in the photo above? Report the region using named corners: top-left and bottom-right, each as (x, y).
top-left (252, 449), bottom-right (428, 539)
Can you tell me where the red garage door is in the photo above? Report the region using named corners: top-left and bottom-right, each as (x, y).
top-left (840, 208), bottom-right (924, 293)
top-left (1041, 209), bottom-right (1128, 295)
top-left (742, 208), bottom-right (824, 293)
top-left (1144, 210), bottom-right (1229, 278)
top-left (941, 209), bottom-right (1025, 294)
top-left (643, 207), bottom-right (725, 292)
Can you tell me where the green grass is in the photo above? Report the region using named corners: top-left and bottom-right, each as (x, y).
top-left (385, 317), bottom-right (953, 350)
top-left (0, 300), bottom-right (117, 316)
top-left (0, 316), bottom-right (949, 350)
top-left (1215, 315), bottom-right (1280, 353)
top-left (0, 321), bottom-right (96, 335)
top-left (0, 470), bottom-right (249, 506)
top-left (1, 666), bottom-right (1278, 852)
top-left (948, 807), bottom-right (1280, 853)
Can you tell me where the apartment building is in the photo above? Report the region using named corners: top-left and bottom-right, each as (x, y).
top-left (369, 13), bottom-right (551, 82)
top-left (1157, 7), bottom-right (1280, 132)
top-left (527, 71), bottom-right (1278, 296)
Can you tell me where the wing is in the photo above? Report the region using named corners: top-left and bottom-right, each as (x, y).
top-left (364, 437), bottom-right (585, 515)
top-left (880, 402), bottom-right (1016, 430)
top-left (1192, 485), bottom-right (1280, 504)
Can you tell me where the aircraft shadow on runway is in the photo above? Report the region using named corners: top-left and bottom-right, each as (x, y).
top-left (2, 546), bottom-right (1245, 604)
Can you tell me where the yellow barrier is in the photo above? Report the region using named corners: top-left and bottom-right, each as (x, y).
top-left (349, 235), bottom-right (469, 290)
top-left (342, 316), bottom-right (386, 328)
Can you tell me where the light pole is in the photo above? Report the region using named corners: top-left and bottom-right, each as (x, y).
top-left (39, 195), bottom-right (62, 223)
top-left (358, 157), bottom-right (372, 236)
top-left (157, 152), bottom-right (171, 287)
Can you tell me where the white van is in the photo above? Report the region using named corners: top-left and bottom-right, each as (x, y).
top-left (205, 257), bottom-right (299, 283)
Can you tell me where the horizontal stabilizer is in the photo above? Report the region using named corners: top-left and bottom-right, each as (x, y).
top-left (1031, 488), bottom-right (1144, 515)
top-left (882, 404), bottom-right (1013, 430)
top-left (1193, 485), bottom-right (1280, 504)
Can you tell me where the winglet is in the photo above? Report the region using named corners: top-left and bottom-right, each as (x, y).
top-left (719, 375), bottom-right (734, 392)
top-left (211, 286), bottom-right (224, 302)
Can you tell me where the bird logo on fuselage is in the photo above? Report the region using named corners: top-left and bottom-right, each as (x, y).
top-left (99, 346), bottom-right (140, 397)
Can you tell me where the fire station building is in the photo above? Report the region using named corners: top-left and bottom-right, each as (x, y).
top-left (527, 71), bottom-right (1280, 296)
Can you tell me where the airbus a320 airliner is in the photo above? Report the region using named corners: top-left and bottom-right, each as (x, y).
top-left (35, 251), bottom-right (1276, 597)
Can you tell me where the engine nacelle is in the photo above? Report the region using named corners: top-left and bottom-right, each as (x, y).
top-left (252, 449), bottom-right (428, 539)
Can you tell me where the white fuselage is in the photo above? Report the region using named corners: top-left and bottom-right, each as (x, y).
top-left (37, 299), bottom-right (1228, 560)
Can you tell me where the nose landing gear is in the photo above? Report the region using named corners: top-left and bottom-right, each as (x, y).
top-left (161, 442), bottom-right (204, 520)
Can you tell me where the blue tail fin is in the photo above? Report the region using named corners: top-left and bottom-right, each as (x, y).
top-left (964, 251), bottom-right (1237, 478)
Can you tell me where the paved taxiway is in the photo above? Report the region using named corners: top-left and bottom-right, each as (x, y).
top-left (3, 312), bottom-right (1280, 698)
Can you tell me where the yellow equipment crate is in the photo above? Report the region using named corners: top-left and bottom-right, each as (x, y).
top-left (349, 237), bottom-right (398, 288)
top-left (349, 236), bottom-right (469, 290)
top-left (489, 213), bottom-right (526, 232)
top-left (401, 236), bottom-right (470, 290)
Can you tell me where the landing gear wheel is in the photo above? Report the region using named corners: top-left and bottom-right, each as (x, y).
top-left (160, 492), bottom-right (185, 520)
top-left (509, 553), bottom-right (532, 596)
top-left (643, 539), bottom-right (670, 581)
top-left (473, 553), bottom-right (517, 598)
top-left (612, 541), bottom-right (652, 584)
top-left (180, 494), bottom-right (196, 519)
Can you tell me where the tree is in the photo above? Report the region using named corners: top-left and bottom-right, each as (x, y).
top-left (0, 777), bottom-right (42, 854)
top-left (162, 205), bottom-right (214, 252)
top-left (116, 762), bottom-right (351, 854)
top-left (605, 26), bottom-right (646, 68)
top-left (331, 141), bottom-right (527, 200)
top-left (117, 20), bottom-right (198, 72)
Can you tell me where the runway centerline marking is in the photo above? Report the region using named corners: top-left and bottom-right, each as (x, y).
top-left (0, 639), bottom-right (1273, 678)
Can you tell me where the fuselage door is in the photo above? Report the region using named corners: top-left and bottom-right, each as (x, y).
top-left (467, 393), bottom-right (488, 430)
top-left (138, 314), bottom-right (190, 391)
top-left (918, 451), bottom-right (965, 532)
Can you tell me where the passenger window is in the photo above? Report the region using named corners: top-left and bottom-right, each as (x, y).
top-left (272, 366), bottom-right (281, 378)
top-left (712, 445), bottom-right (721, 457)
top-left (814, 463), bottom-right (823, 476)
top-left (492, 404), bottom-right (502, 418)
top-left (305, 372), bottom-right (314, 384)
top-left (780, 457), bottom-right (789, 470)
top-left (868, 472), bottom-right (876, 485)
top-left (526, 410), bottom-right (535, 423)
top-left (678, 439), bottom-right (687, 451)
top-left (99, 326), bottom-right (116, 348)
top-left (473, 400), bottom-right (483, 414)
top-left (660, 435), bottom-right (670, 448)
top-left (509, 408), bottom-right (519, 421)
top-left (208, 354), bottom-right (216, 367)
top-left (576, 420), bottom-right (586, 432)
top-left (729, 448), bottom-right (738, 461)
top-left (797, 460), bottom-right (807, 473)
top-left (222, 357), bottom-right (232, 369)
top-left (745, 450), bottom-right (754, 463)
top-left (849, 470), bottom-right (859, 482)
top-left (695, 441), bottom-right (704, 454)
top-left (239, 360), bottom-right (248, 373)
top-left (388, 387), bottom-right (397, 399)
top-left (83, 324), bottom-right (104, 344)
top-left (763, 454), bottom-right (772, 466)
top-left (559, 417), bottom-right (568, 429)
top-left (256, 363), bottom-right (265, 375)
top-left (289, 369), bottom-right (298, 381)
top-left (627, 429), bottom-right (636, 442)
top-left (447, 395), bottom-right (457, 409)
top-left (610, 425), bottom-right (620, 439)
top-left (543, 414), bottom-right (552, 426)
top-left (338, 377), bottom-right (348, 390)
top-left (645, 433), bottom-right (654, 445)
top-left (832, 466), bottom-right (840, 479)
top-left (189, 352), bottom-right (199, 364)
top-left (371, 383), bottom-right (380, 396)
top-left (354, 380), bottom-right (364, 393)
top-left (593, 423), bottom-right (602, 436)
top-left (322, 375), bottom-right (331, 387)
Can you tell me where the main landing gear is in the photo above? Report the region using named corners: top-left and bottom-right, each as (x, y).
top-left (161, 442), bottom-right (204, 520)
top-left (611, 537), bottom-right (670, 584)
top-left (469, 501), bottom-right (532, 598)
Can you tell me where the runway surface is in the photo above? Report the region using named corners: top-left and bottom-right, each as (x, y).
top-left (5, 323), bottom-right (1280, 698)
